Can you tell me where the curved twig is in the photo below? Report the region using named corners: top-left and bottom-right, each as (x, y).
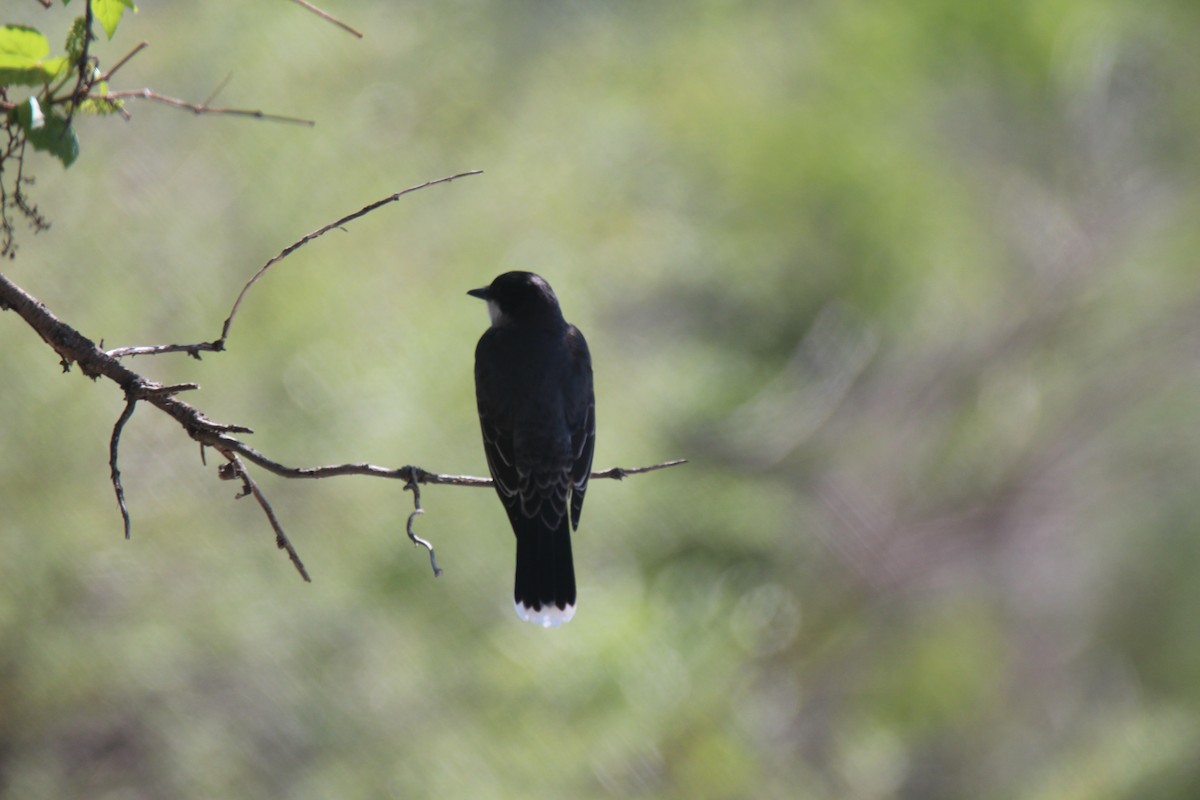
top-left (109, 393), bottom-right (137, 539)
top-left (404, 477), bottom-right (442, 577)
top-left (216, 170), bottom-right (483, 347)
top-left (108, 173), bottom-right (484, 360)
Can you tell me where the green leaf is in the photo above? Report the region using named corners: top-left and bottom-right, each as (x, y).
top-left (29, 117), bottom-right (80, 169)
top-left (78, 82), bottom-right (124, 116)
top-left (0, 26), bottom-right (69, 86)
top-left (92, 0), bottom-right (138, 40)
top-left (15, 98), bottom-right (80, 168)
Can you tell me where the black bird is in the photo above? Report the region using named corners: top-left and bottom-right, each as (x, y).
top-left (468, 272), bottom-right (595, 627)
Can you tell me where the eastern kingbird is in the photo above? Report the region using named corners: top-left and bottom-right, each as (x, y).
top-left (469, 272), bottom-right (595, 627)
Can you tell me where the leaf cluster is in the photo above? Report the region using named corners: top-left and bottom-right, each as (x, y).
top-left (0, 0), bottom-right (135, 256)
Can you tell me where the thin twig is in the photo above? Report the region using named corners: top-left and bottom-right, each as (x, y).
top-left (107, 341), bottom-right (222, 360)
top-left (201, 73), bottom-right (234, 108)
top-left (389, 463), bottom-right (691, 579)
top-left (142, 382), bottom-right (199, 396)
top-left (99, 41), bottom-right (149, 83)
top-left (109, 394), bottom-right (137, 540)
top-left (287, 0), bottom-right (364, 38)
top-left (403, 475), bottom-right (442, 577)
top-left (217, 170), bottom-right (483, 345)
top-left (100, 89), bottom-right (315, 126)
top-left (590, 459), bottom-right (689, 480)
top-left (105, 172), bottom-right (482, 359)
top-left (221, 452), bottom-right (312, 582)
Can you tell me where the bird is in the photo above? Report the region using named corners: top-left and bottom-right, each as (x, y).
top-left (468, 272), bottom-right (595, 627)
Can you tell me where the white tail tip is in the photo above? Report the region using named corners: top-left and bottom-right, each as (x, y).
top-left (515, 600), bottom-right (576, 627)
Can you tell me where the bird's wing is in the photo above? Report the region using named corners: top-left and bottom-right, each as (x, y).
top-left (475, 334), bottom-right (521, 509)
top-left (479, 407), bottom-right (520, 502)
top-left (566, 325), bottom-right (595, 530)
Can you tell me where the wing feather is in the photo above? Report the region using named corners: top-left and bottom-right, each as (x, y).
top-left (566, 326), bottom-right (595, 530)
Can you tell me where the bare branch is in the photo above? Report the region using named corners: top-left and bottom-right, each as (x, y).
top-left (287, 0), bottom-right (364, 38)
top-left (142, 382), bottom-right (199, 396)
top-left (100, 89), bottom-right (316, 126)
top-left (0, 194), bottom-right (685, 583)
top-left (220, 452), bottom-right (312, 582)
top-left (99, 41), bottom-right (149, 83)
top-left (192, 446), bottom-right (686, 488)
top-left (109, 394), bottom-right (137, 540)
top-left (591, 459), bottom-right (689, 480)
top-left (201, 73), bottom-right (234, 108)
top-left (404, 477), bottom-right (443, 577)
top-left (104, 172), bottom-right (483, 359)
top-left (107, 341), bottom-right (222, 360)
top-left (217, 170), bottom-right (483, 345)
top-left (62, 0), bottom-right (96, 132)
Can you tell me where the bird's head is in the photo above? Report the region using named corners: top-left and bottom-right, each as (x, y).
top-left (468, 271), bottom-right (564, 327)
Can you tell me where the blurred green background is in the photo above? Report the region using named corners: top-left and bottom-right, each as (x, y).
top-left (4, 1), bottom-right (1200, 797)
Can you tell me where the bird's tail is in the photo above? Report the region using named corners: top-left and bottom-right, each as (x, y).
top-left (513, 518), bottom-right (576, 627)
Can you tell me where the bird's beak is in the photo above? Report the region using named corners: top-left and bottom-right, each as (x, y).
top-left (467, 287), bottom-right (490, 300)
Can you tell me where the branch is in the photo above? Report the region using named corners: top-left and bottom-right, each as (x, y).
top-left (105, 341), bottom-right (220, 360)
top-left (98, 41), bottom-right (149, 83)
top-left (404, 478), bottom-right (442, 577)
top-left (590, 460), bottom-right (688, 480)
top-left (105, 171), bottom-right (484, 359)
top-left (0, 267), bottom-right (686, 581)
top-left (100, 89), bottom-right (316, 126)
top-left (287, 0), bottom-right (364, 38)
top-left (216, 170), bottom-right (484, 346)
top-left (219, 452), bottom-right (311, 582)
top-left (109, 393), bottom-right (137, 540)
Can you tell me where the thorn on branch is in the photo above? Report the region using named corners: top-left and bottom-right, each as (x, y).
top-left (110, 395), bottom-right (137, 540)
top-left (404, 472), bottom-right (443, 577)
